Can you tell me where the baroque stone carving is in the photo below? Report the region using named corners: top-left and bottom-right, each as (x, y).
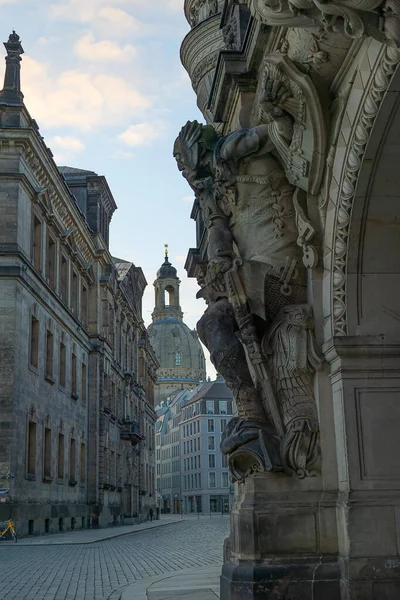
top-left (188, 0), bottom-right (219, 27)
top-left (249, 0), bottom-right (400, 47)
top-left (174, 56), bottom-right (325, 480)
top-left (332, 44), bottom-right (400, 336)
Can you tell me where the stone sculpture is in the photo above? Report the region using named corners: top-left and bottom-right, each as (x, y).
top-left (249, 0), bottom-right (400, 46)
top-left (174, 59), bottom-right (325, 481)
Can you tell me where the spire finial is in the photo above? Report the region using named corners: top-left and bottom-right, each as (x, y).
top-left (164, 244), bottom-right (168, 261)
top-left (0, 30), bottom-right (24, 106)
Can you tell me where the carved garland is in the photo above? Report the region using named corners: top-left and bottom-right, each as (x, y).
top-left (332, 44), bottom-right (400, 336)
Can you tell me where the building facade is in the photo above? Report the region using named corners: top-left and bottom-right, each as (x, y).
top-left (155, 377), bottom-right (234, 514)
top-left (177, 1), bottom-right (400, 598)
top-left (0, 33), bottom-right (158, 536)
top-left (148, 251), bottom-right (206, 405)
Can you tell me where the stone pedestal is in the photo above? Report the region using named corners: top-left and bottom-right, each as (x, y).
top-left (221, 474), bottom-right (342, 600)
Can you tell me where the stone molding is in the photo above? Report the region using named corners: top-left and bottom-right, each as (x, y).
top-left (181, 14), bottom-right (224, 92)
top-left (330, 44), bottom-right (400, 336)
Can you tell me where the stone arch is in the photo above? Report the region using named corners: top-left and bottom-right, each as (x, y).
top-left (323, 43), bottom-right (400, 340)
top-left (346, 69), bottom-right (400, 336)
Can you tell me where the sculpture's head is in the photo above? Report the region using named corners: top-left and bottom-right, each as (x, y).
top-left (173, 120), bottom-right (218, 184)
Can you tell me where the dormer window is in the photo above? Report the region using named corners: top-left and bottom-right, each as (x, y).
top-left (175, 352), bottom-right (182, 366)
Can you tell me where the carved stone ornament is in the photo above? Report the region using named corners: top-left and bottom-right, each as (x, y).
top-left (249, 0), bottom-right (400, 47)
top-left (174, 68), bottom-right (325, 479)
top-left (254, 54), bottom-right (327, 196)
top-left (188, 0), bottom-right (219, 27)
top-left (331, 44), bottom-right (400, 336)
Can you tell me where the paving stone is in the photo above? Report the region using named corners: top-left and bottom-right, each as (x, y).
top-left (0, 517), bottom-right (228, 600)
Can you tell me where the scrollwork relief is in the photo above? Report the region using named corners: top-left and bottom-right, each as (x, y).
top-left (332, 44), bottom-right (400, 335)
top-left (250, 0), bottom-right (400, 47)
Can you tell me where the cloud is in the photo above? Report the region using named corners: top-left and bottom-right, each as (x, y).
top-left (118, 121), bottom-right (166, 147)
top-left (50, 135), bottom-right (85, 163)
top-left (51, 0), bottom-right (183, 24)
top-left (19, 56), bottom-right (150, 132)
top-left (52, 135), bottom-right (85, 152)
top-left (74, 32), bottom-right (137, 63)
top-left (112, 150), bottom-right (134, 159)
top-left (97, 7), bottom-right (142, 34)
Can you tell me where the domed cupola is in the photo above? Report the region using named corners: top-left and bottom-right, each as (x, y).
top-left (157, 257), bottom-right (177, 279)
top-left (148, 245), bottom-right (207, 405)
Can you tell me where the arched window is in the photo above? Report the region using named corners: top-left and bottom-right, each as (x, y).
top-left (164, 286), bottom-right (175, 306)
top-left (175, 352), bottom-right (182, 366)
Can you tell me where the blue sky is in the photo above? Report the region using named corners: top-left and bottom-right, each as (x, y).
top-left (1, 0), bottom-right (216, 378)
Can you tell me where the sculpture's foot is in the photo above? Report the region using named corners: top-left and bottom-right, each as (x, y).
top-left (221, 418), bottom-right (282, 482)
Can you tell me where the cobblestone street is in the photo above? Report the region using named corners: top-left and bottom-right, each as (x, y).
top-left (0, 517), bottom-right (229, 600)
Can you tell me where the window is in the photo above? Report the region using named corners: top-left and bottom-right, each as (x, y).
top-left (209, 472), bottom-right (216, 488)
top-left (60, 254), bottom-right (68, 302)
top-left (193, 438), bottom-right (196, 452)
top-left (190, 439), bottom-right (193, 452)
top-left (81, 285), bottom-right (88, 327)
top-left (190, 422), bottom-right (193, 435)
top-left (198, 455), bottom-right (201, 469)
top-left (71, 270), bottom-right (78, 315)
top-left (58, 433), bottom-right (64, 479)
top-left (69, 438), bottom-right (76, 482)
top-left (27, 421), bottom-right (36, 475)
top-left (191, 457), bottom-right (194, 470)
top-left (32, 215), bottom-right (42, 271)
top-left (222, 454), bottom-right (228, 468)
top-left (191, 474), bottom-right (194, 489)
top-left (208, 436), bottom-right (215, 451)
top-left (208, 454), bottom-right (216, 469)
top-left (219, 400), bottom-right (228, 415)
top-left (43, 427), bottom-right (51, 478)
top-left (59, 342), bottom-right (66, 388)
top-left (175, 352), bottom-right (182, 366)
top-left (194, 455), bottom-right (197, 469)
top-left (206, 400), bottom-right (214, 415)
top-left (221, 419), bottom-right (227, 433)
top-left (198, 438), bottom-right (201, 451)
top-left (222, 472), bottom-right (229, 488)
top-left (207, 419), bottom-right (214, 433)
top-left (81, 363), bottom-right (87, 404)
top-left (30, 316), bottom-right (39, 369)
top-left (47, 234), bottom-right (56, 289)
top-left (46, 330), bottom-right (54, 379)
top-left (71, 354), bottom-right (77, 397)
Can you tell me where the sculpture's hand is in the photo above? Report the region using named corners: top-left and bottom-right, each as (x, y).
top-left (259, 78), bottom-right (291, 122)
top-left (205, 257), bottom-right (232, 293)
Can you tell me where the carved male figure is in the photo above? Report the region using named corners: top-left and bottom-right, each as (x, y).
top-left (174, 84), bottom-right (322, 479)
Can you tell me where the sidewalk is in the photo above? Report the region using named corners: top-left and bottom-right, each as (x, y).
top-left (121, 564), bottom-right (221, 600)
top-left (0, 515), bottom-right (184, 546)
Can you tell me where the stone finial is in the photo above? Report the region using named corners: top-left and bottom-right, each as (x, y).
top-left (0, 30), bottom-right (24, 106)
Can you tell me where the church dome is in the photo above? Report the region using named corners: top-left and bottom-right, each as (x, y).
top-left (157, 258), bottom-right (177, 279)
top-left (148, 250), bottom-right (207, 405)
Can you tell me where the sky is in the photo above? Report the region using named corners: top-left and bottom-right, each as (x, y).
top-left (0, 0), bottom-right (216, 379)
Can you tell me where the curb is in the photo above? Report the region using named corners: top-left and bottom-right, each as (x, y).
top-left (0, 519), bottom-right (186, 547)
top-left (120, 564), bottom-right (222, 600)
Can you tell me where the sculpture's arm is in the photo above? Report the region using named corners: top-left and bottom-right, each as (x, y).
top-left (196, 185), bottom-right (234, 296)
top-left (220, 116), bottom-right (293, 162)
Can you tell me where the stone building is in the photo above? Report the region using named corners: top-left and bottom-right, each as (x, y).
top-left (155, 377), bottom-right (233, 514)
top-left (0, 32), bottom-right (158, 536)
top-left (148, 251), bottom-right (206, 405)
top-left (176, 1), bottom-right (400, 598)
top-left (180, 376), bottom-right (233, 514)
